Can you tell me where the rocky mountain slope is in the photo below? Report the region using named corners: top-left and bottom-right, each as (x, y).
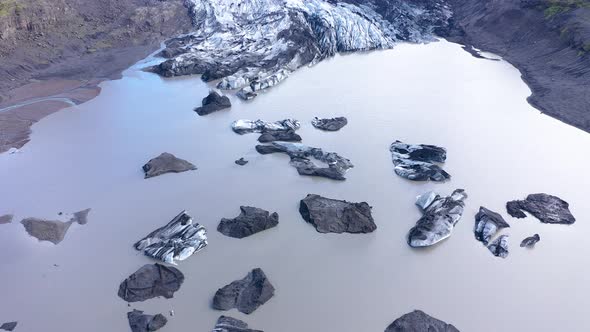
top-left (0, 0), bottom-right (192, 102)
top-left (441, 0), bottom-right (590, 131)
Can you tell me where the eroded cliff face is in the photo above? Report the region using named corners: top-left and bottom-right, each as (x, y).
top-left (441, 0), bottom-right (590, 131)
top-left (0, 0), bottom-right (192, 100)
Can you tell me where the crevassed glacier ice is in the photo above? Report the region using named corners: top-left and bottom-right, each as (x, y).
top-left (151, 0), bottom-right (450, 99)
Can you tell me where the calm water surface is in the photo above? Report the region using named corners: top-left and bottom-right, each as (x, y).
top-left (1, 41), bottom-right (589, 331)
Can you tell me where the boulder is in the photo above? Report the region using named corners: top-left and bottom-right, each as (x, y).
top-left (218, 206), bottom-right (279, 239)
top-left (194, 91), bottom-right (231, 116)
top-left (299, 194), bottom-right (376, 234)
top-left (118, 263), bottom-right (184, 302)
top-left (20, 208), bottom-right (91, 245)
top-left (311, 117), bottom-right (348, 131)
top-left (520, 234), bottom-right (540, 248)
top-left (143, 153), bottom-right (197, 179)
top-left (408, 190), bottom-right (467, 248)
top-left (231, 119), bottom-right (300, 135)
top-left (487, 234), bottom-right (509, 258)
top-left (211, 316), bottom-right (263, 332)
top-left (506, 193), bottom-right (575, 224)
top-left (390, 141), bottom-right (450, 182)
top-left (235, 158), bottom-right (248, 166)
top-left (256, 142), bottom-right (353, 180)
top-left (127, 310), bottom-right (168, 332)
top-left (385, 310), bottom-right (460, 332)
top-left (213, 268), bottom-right (275, 314)
top-left (134, 210), bottom-right (208, 264)
top-left (474, 207), bottom-right (510, 245)
top-left (258, 129), bottom-right (302, 143)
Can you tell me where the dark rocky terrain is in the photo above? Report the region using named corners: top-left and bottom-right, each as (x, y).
top-left (0, 0), bottom-right (191, 96)
top-left (441, 0), bottom-right (590, 132)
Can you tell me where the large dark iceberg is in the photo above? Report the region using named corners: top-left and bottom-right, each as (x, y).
top-left (0, 322), bottom-right (17, 331)
top-left (118, 264), bottom-right (184, 303)
top-left (258, 129), bottom-right (302, 143)
top-left (194, 91), bottom-right (231, 116)
top-left (385, 310), bottom-right (460, 332)
top-left (390, 141), bottom-right (450, 182)
top-left (134, 210), bottom-right (208, 264)
top-left (474, 207), bottom-right (510, 245)
top-left (408, 189), bottom-right (467, 248)
top-left (256, 142), bottom-right (353, 180)
top-left (218, 206), bottom-right (279, 239)
top-left (299, 194), bottom-right (376, 234)
top-left (0, 214), bottom-right (13, 224)
top-left (143, 153), bottom-right (197, 179)
top-left (211, 316), bottom-right (263, 332)
top-left (213, 268), bottom-right (275, 314)
top-left (312, 117), bottom-right (348, 131)
top-left (127, 310), bottom-right (168, 332)
top-left (506, 193), bottom-right (575, 225)
top-left (151, 0), bottom-right (449, 99)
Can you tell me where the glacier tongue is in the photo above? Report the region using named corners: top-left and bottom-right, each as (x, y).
top-left (151, 0), bottom-right (449, 99)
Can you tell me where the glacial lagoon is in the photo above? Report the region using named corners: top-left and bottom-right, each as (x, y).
top-left (0, 40), bottom-right (589, 331)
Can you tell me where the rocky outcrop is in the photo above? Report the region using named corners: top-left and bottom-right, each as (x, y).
top-left (143, 153), bottom-right (197, 179)
top-left (151, 0), bottom-right (449, 99)
top-left (194, 91), bottom-right (231, 116)
top-left (235, 158), bottom-right (248, 166)
top-left (134, 210), bottom-right (208, 265)
top-left (0, 322), bottom-right (17, 331)
top-left (231, 119), bottom-right (300, 135)
top-left (385, 310), bottom-right (460, 332)
top-left (218, 206), bottom-right (279, 239)
top-left (256, 142), bottom-right (353, 180)
top-left (506, 193), bottom-right (575, 224)
top-left (487, 234), bottom-right (509, 258)
top-left (441, 0), bottom-right (590, 132)
top-left (20, 208), bottom-right (91, 244)
top-left (118, 264), bottom-right (184, 303)
top-left (0, 214), bottom-right (13, 224)
top-left (474, 207), bottom-right (510, 245)
top-left (127, 310), bottom-right (168, 332)
top-left (390, 141), bottom-right (450, 182)
top-left (258, 130), bottom-right (302, 143)
top-left (520, 234), bottom-right (541, 248)
top-left (408, 189), bottom-right (467, 248)
top-left (211, 316), bottom-right (263, 332)
top-left (299, 194), bottom-right (376, 234)
top-left (312, 117), bottom-right (348, 131)
top-left (213, 268), bottom-right (275, 314)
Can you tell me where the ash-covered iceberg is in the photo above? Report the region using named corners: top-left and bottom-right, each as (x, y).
top-left (151, 0), bottom-right (450, 99)
top-left (256, 141), bottom-right (353, 180)
top-left (408, 189), bottom-right (467, 248)
top-left (134, 211), bottom-right (208, 265)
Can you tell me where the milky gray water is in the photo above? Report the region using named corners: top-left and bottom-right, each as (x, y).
top-left (1, 40), bottom-right (589, 331)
